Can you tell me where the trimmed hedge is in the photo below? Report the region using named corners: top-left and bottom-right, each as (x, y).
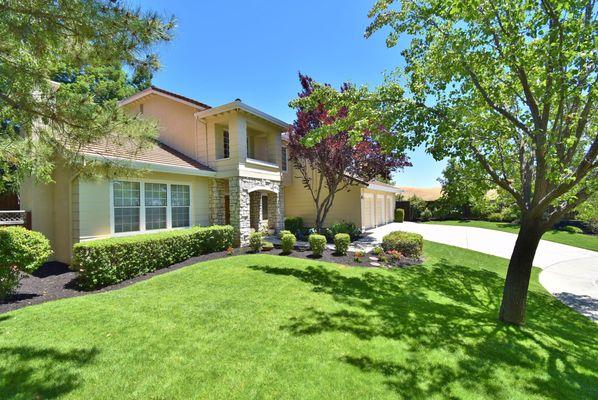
top-left (381, 231), bottom-right (424, 258)
top-left (334, 233), bottom-right (350, 255)
top-left (0, 227), bottom-right (52, 299)
top-left (249, 231), bottom-right (264, 252)
top-left (72, 225), bottom-right (234, 289)
top-left (394, 208), bottom-right (405, 222)
top-left (284, 217), bottom-right (304, 235)
top-left (281, 233), bottom-right (296, 254)
top-left (309, 234), bottom-right (327, 257)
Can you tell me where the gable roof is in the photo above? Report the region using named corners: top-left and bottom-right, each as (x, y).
top-left (82, 139), bottom-right (215, 177)
top-left (195, 100), bottom-right (289, 130)
top-left (119, 86), bottom-right (211, 110)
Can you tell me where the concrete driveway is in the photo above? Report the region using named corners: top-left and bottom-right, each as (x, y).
top-left (357, 222), bottom-right (598, 321)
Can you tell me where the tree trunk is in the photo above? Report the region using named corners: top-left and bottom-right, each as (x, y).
top-left (498, 218), bottom-right (544, 325)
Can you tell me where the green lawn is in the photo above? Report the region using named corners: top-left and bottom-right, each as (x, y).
top-left (1, 244), bottom-right (597, 399)
top-left (425, 219), bottom-right (598, 252)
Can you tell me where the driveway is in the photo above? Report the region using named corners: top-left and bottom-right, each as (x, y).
top-left (356, 222), bottom-right (598, 321)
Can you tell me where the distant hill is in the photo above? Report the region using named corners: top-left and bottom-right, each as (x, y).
top-left (397, 186), bottom-right (443, 201)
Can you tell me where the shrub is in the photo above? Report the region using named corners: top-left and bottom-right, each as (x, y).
top-left (249, 231), bottom-right (264, 252)
top-left (372, 246), bottom-right (384, 256)
top-left (487, 212), bottom-right (504, 222)
top-left (309, 234), bottom-right (326, 257)
top-left (381, 231), bottom-right (424, 258)
top-left (279, 230), bottom-right (292, 238)
top-left (328, 221), bottom-right (361, 241)
top-left (420, 208), bottom-right (433, 221)
top-left (72, 225), bottom-right (234, 289)
top-left (334, 233), bottom-right (350, 255)
top-left (394, 208), bottom-right (405, 222)
top-left (560, 225), bottom-right (584, 234)
top-left (0, 227), bottom-right (52, 299)
top-left (284, 217), bottom-right (304, 235)
top-left (280, 233), bottom-right (296, 254)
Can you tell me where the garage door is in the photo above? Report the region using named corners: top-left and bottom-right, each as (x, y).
top-left (376, 195), bottom-right (385, 226)
top-left (362, 194), bottom-right (375, 229)
top-left (386, 196), bottom-right (393, 223)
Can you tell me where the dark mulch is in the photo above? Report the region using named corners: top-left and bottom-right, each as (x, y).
top-left (1, 246), bottom-right (420, 314)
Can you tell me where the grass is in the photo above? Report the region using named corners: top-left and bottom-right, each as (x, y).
top-left (1, 243), bottom-right (597, 399)
top-left (424, 219), bottom-right (598, 252)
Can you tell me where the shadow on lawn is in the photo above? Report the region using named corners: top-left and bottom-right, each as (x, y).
top-left (250, 261), bottom-right (598, 399)
top-left (0, 346), bottom-right (98, 399)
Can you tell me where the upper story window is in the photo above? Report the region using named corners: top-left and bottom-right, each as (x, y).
top-left (281, 147), bottom-right (288, 171)
top-left (223, 130), bottom-right (230, 158)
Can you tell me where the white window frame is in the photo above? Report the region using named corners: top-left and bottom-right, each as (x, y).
top-left (109, 179), bottom-right (193, 236)
top-left (222, 129), bottom-right (230, 159)
top-left (281, 146), bottom-right (288, 171)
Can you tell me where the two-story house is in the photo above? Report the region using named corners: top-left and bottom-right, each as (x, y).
top-left (19, 86), bottom-right (399, 263)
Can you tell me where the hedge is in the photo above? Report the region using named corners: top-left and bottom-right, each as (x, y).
top-left (334, 233), bottom-right (350, 255)
top-left (381, 231), bottom-right (424, 258)
top-left (72, 225), bottom-right (234, 289)
top-left (0, 227), bottom-right (52, 299)
top-left (281, 233), bottom-right (296, 254)
top-left (309, 234), bottom-right (327, 257)
top-left (284, 217), bottom-right (304, 235)
top-left (394, 208), bottom-right (405, 222)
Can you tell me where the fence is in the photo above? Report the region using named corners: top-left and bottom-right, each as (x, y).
top-left (0, 210), bottom-right (31, 229)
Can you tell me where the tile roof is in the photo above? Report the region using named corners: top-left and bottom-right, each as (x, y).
top-left (149, 86), bottom-right (211, 109)
top-left (82, 139), bottom-right (214, 172)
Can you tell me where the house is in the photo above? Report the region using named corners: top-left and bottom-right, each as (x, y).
top-left (19, 86), bottom-right (399, 263)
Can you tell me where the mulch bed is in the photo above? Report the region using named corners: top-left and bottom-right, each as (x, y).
top-left (1, 246), bottom-right (420, 314)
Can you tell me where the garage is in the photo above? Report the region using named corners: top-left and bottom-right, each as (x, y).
top-left (360, 181), bottom-right (401, 230)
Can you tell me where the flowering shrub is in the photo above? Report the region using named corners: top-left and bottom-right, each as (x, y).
top-left (381, 231), bottom-right (423, 258)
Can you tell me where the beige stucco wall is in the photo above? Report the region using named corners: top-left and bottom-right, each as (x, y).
top-left (78, 171), bottom-right (211, 242)
top-left (283, 168), bottom-right (363, 228)
top-left (123, 94), bottom-right (206, 163)
top-left (19, 164), bottom-right (75, 263)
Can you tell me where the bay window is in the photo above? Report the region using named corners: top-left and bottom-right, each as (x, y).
top-left (112, 180), bottom-right (191, 234)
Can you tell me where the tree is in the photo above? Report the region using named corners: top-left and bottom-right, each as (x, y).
top-left (0, 0), bottom-right (174, 193)
top-left (288, 74), bottom-right (410, 232)
top-left (297, 0), bottom-right (596, 324)
top-left (365, 0), bottom-right (597, 325)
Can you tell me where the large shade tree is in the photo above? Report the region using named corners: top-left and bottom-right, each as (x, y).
top-left (288, 74), bottom-right (410, 232)
top-left (0, 0), bottom-right (174, 193)
top-left (297, 0), bottom-right (596, 325)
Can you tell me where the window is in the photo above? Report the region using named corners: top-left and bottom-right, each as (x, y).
top-left (171, 184), bottom-right (191, 228)
top-left (144, 183), bottom-right (167, 230)
top-left (112, 181), bottom-right (191, 234)
top-left (281, 147), bottom-right (288, 171)
top-left (113, 181), bottom-right (140, 233)
top-left (223, 130), bottom-right (230, 158)
top-left (261, 195), bottom-right (268, 219)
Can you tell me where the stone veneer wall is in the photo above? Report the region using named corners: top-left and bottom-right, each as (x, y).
top-left (229, 177), bottom-right (284, 245)
top-left (209, 179), bottom-right (227, 225)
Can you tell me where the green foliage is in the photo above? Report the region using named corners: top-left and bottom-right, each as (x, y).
top-left (420, 208), bottom-right (433, 222)
top-left (308, 234), bottom-right (327, 257)
top-left (249, 232), bottom-right (264, 253)
top-left (575, 194), bottom-right (598, 233)
top-left (372, 246), bottom-right (384, 256)
top-left (394, 208), bottom-right (405, 222)
top-left (408, 195), bottom-right (427, 220)
top-left (280, 233), bottom-right (297, 254)
top-left (381, 231), bottom-right (424, 258)
top-left (560, 226), bottom-right (584, 234)
top-left (279, 230), bottom-right (292, 238)
top-left (333, 233), bottom-right (351, 255)
top-left (284, 217), bottom-right (304, 235)
top-left (0, 0), bottom-right (175, 192)
top-left (0, 227), bottom-right (52, 298)
top-left (327, 221), bottom-right (361, 241)
top-left (72, 226), bottom-right (233, 289)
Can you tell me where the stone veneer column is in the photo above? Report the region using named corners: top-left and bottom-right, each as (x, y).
top-left (229, 177), bottom-right (250, 246)
top-left (209, 179), bottom-right (226, 225)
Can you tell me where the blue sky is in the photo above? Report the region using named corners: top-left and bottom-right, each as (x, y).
top-left (134, 0), bottom-right (445, 187)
